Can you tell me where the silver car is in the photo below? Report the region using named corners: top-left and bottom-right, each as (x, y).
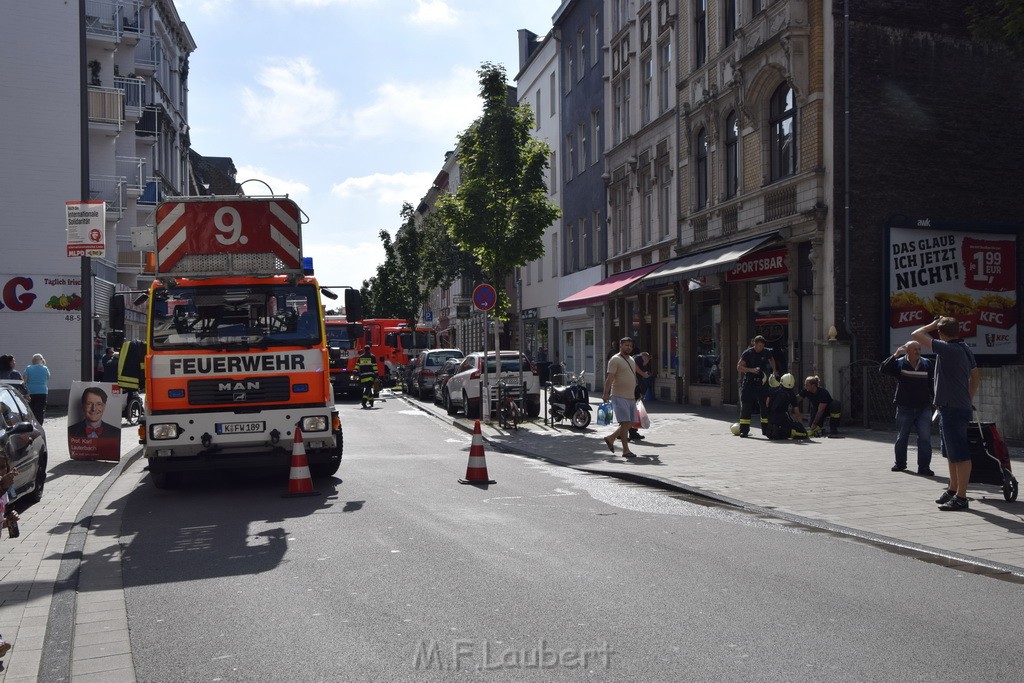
top-left (0, 381), bottom-right (47, 505)
top-left (409, 348), bottom-right (465, 400)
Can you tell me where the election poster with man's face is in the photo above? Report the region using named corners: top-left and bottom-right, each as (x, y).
top-left (67, 381), bottom-right (123, 462)
top-left (887, 220), bottom-right (1018, 356)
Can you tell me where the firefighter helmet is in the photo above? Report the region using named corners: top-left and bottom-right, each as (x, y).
top-left (768, 374), bottom-right (781, 388)
top-left (780, 373), bottom-right (796, 389)
top-left (730, 422), bottom-right (742, 436)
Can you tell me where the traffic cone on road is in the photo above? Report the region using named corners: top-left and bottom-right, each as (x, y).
top-left (459, 420), bottom-right (496, 485)
top-left (282, 426), bottom-right (320, 497)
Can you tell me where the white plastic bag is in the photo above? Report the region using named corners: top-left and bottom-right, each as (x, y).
top-left (636, 399), bottom-right (651, 430)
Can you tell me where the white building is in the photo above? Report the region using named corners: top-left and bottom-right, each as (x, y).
top-left (0, 0), bottom-right (195, 402)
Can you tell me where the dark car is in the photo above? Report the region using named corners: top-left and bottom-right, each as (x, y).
top-left (0, 381), bottom-right (47, 505)
top-left (433, 357), bottom-right (464, 406)
top-left (409, 348), bottom-right (465, 400)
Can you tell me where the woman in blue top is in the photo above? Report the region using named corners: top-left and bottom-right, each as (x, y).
top-left (23, 354), bottom-right (50, 424)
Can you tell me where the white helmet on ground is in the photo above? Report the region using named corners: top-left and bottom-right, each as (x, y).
top-left (780, 373), bottom-right (796, 389)
top-left (730, 422), bottom-right (741, 436)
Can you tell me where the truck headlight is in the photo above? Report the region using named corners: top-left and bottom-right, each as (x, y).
top-left (150, 423), bottom-right (180, 440)
top-left (301, 416), bottom-right (328, 432)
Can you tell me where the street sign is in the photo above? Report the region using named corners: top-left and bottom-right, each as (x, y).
top-left (473, 283), bottom-right (497, 311)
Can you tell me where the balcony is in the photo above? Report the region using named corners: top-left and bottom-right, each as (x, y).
top-left (134, 34), bottom-right (161, 74)
top-left (89, 175), bottom-right (126, 221)
top-left (114, 76), bottom-right (145, 121)
top-left (116, 157), bottom-right (147, 198)
top-left (117, 235), bottom-right (145, 271)
top-left (85, 0), bottom-right (142, 46)
top-left (87, 86), bottom-right (123, 134)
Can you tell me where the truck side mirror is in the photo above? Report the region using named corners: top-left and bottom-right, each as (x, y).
top-left (345, 289), bottom-right (363, 322)
top-left (109, 294), bottom-right (126, 331)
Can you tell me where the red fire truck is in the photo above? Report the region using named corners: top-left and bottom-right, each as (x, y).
top-left (117, 195), bottom-right (362, 488)
top-left (361, 318), bottom-right (438, 381)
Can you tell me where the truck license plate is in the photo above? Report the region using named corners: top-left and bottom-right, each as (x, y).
top-left (216, 421), bottom-right (265, 435)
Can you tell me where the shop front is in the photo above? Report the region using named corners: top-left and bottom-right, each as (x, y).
top-left (643, 233), bottom-right (798, 407)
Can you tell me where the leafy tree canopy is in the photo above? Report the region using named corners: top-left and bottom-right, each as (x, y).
top-left (437, 62), bottom-right (559, 318)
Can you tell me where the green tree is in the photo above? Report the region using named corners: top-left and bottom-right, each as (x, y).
top-left (366, 203), bottom-right (431, 327)
top-left (419, 210), bottom-right (482, 291)
top-left (437, 62), bottom-right (559, 319)
top-left (967, 0), bottom-right (1024, 51)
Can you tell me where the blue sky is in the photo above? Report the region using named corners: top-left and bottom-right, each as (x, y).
top-left (177, 0), bottom-right (558, 291)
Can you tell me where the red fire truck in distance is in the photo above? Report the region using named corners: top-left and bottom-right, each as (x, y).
top-left (120, 195), bottom-right (362, 488)
top-left (325, 317), bottom-right (437, 397)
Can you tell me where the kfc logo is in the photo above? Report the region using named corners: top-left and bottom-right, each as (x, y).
top-left (984, 333), bottom-right (1010, 348)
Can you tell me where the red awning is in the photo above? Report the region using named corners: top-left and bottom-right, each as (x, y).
top-left (558, 263), bottom-right (662, 310)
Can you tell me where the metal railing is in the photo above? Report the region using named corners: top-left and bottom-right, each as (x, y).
top-left (87, 86), bottom-right (124, 128)
top-left (114, 76), bottom-right (145, 110)
top-left (116, 235), bottom-right (145, 270)
top-left (837, 359), bottom-right (898, 429)
top-left (116, 156), bottom-right (147, 195)
top-left (134, 34), bottom-right (161, 72)
top-left (89, 175), bottom-right (126, 217)
top-left (85, 0), bottom-right (142, 42)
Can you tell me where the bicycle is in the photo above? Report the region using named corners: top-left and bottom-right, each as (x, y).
top-left (496, 378), bottom-right (522, 430)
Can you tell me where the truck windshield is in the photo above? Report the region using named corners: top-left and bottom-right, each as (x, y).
top-left (397, 331), bottom-right (436, 350)
top-left (150, 284), bottom-right (322, 350)
top-left (325, 325), bottom-right (355, 350)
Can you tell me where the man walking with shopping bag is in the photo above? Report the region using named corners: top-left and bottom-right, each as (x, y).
top-left (602, 337), bottom-right (639, 458)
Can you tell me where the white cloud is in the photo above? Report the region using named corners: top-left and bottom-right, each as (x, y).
top-left (408, 0), bottom-right (459, 26)
top-left (235, 165), bottom-right (311, 197)
top-left (347, 66), bottom-right (481, 140)
top-left (301, 240), bottom-right (385, 288)
top-left (241, 58), bottom-right (340, 141)
top-left (330, 171), bottom-right (435, 206)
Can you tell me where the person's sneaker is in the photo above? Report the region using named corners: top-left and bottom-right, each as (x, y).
top-left (938, 496), bottom-right (969, 511)
top-left (917, 468), bottom-right (935, 477)
top-left (891, 464), bottom-right (907, 472)
top-left (935, 490), bottom-right (956, 505)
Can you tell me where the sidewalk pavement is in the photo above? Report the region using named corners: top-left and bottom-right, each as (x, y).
top-left (0, 413), bottom-right (140, 683)
top-left (2, 396), bottom-right (1021, 680)
top-left (411, 394), bottom-right (1024, 579)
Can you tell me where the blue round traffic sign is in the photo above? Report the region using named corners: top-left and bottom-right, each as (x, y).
top-left (473, 283), bottom-right (497, 311)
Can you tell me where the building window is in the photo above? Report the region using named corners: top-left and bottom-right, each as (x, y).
top-left (611, 183), bottom-right (625, 254)
top-left (694, 0), bottom-right (707, 69)
top-left (579, 122), bottom-right (587, 170)
top-left (593, 209), bottom-right (601, 264)
top-left (725, 111), bottom-right (739, 198)
top-left (579, 217), bottom-right (587, 269)
top-left (658, 164), bottom-right (671, 239)
top-left (724, 0), bottom-right (737, 46)
top-left (549, 73), bottom-right (556, 117)
top-left (623, 72), bottom-right (631, 139)
top-left (537, 250), bottom-right (543, 281)
top-left (592, 13), bottom-right (601, 65)
top-left (659, 294), bottom-right (678, 378)
top-left (752, 0), bottom-right (763, 15)
top-left (567, 221), bottom-right (578, 273)
top-left (552, 232), bottom-right (559, 278)
top-left (640, 158), bottom-right (652, 245)
top-left (578, 29), bottom-right (586, 80)
top-left (695, 128), bottom-right (708, 210)
top-left (591, 109), bottom-right (601, 164)
top-left (693, 294), bottom-right (721, 385)
top-left (566, 44), bottom-right (575, 92)
top-left (641, 57), bottom-right (653, 126)
top-left (549, 152), bottom-right (557, 194)
top-left (613, 80), bottom-right (625, 144)
top-left (769, 83), bottom-right (796, 181)
top-left (566, 133), bottom-right (575, 181)
top-left (534, 88), bottom-right (541, 130)
top-left (658, 40), bottom-right (672, 114)
top-left (624, 182), bottom-right (633, 251)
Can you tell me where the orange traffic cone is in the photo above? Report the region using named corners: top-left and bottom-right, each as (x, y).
top-left (283, 426), bottom-right (320, 497)
top-left (459, 420), bottom-right (496, 485)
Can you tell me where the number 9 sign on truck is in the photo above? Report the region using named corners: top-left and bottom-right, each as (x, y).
top-left (115, 194), bottom-right (363, 489)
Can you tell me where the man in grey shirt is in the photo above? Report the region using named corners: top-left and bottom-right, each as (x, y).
top-left (911, 316), bottom-right (980, 511)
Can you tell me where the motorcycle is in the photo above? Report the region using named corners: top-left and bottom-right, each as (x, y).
top-left (546, 369), bottom-right (592, 429)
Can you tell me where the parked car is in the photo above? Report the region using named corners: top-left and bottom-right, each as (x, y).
top-left (433, 357), bottom-right (464, 406)
top-left (399, 357), bottom-right (419, 394)
top-left (409, 348), bottom-right (465, 399)
top-left (0, 381), bottom-right (47, 505)
top-left (443, 351), bottom-right (541, 420)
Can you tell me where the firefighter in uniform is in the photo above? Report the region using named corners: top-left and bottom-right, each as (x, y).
top-left (357, 345), bottom-right (378, 408)
top-left (736, 335), bottom-right (778, 437)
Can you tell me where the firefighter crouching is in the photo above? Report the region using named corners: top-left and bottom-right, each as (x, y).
top-left (357, 345), bottom-right (378, 409)
top-left (765, 373), bottom-right (810, 441)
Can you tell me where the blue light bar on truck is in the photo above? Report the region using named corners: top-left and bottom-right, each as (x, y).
top-left (303, 257), bottom-right (314, 275)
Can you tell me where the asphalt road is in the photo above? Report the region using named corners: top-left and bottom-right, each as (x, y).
top-left (118, 397), bottom-right (1022, 682)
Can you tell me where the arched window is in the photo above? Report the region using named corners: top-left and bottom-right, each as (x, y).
top-left (769, 83), bottom-right (796, 181)
top-left (695, 128), bottom-right (709, 210)
top-left (725, 111), bottom-right (739, 198)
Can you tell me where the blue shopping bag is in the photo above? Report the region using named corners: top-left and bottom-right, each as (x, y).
top-left (596, 401), bottom-right (613, 426)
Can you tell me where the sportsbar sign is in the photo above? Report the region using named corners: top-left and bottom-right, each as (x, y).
top-left (725, 247), bottom-right (788, 282)
top-left (887, 220), bottom-right (1018, 356)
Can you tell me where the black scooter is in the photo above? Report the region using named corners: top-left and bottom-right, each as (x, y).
top-left (546, 370), bottom-right (592, 429)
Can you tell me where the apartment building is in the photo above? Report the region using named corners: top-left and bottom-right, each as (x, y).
top-left (1, 1), bottom-right (194, 400)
